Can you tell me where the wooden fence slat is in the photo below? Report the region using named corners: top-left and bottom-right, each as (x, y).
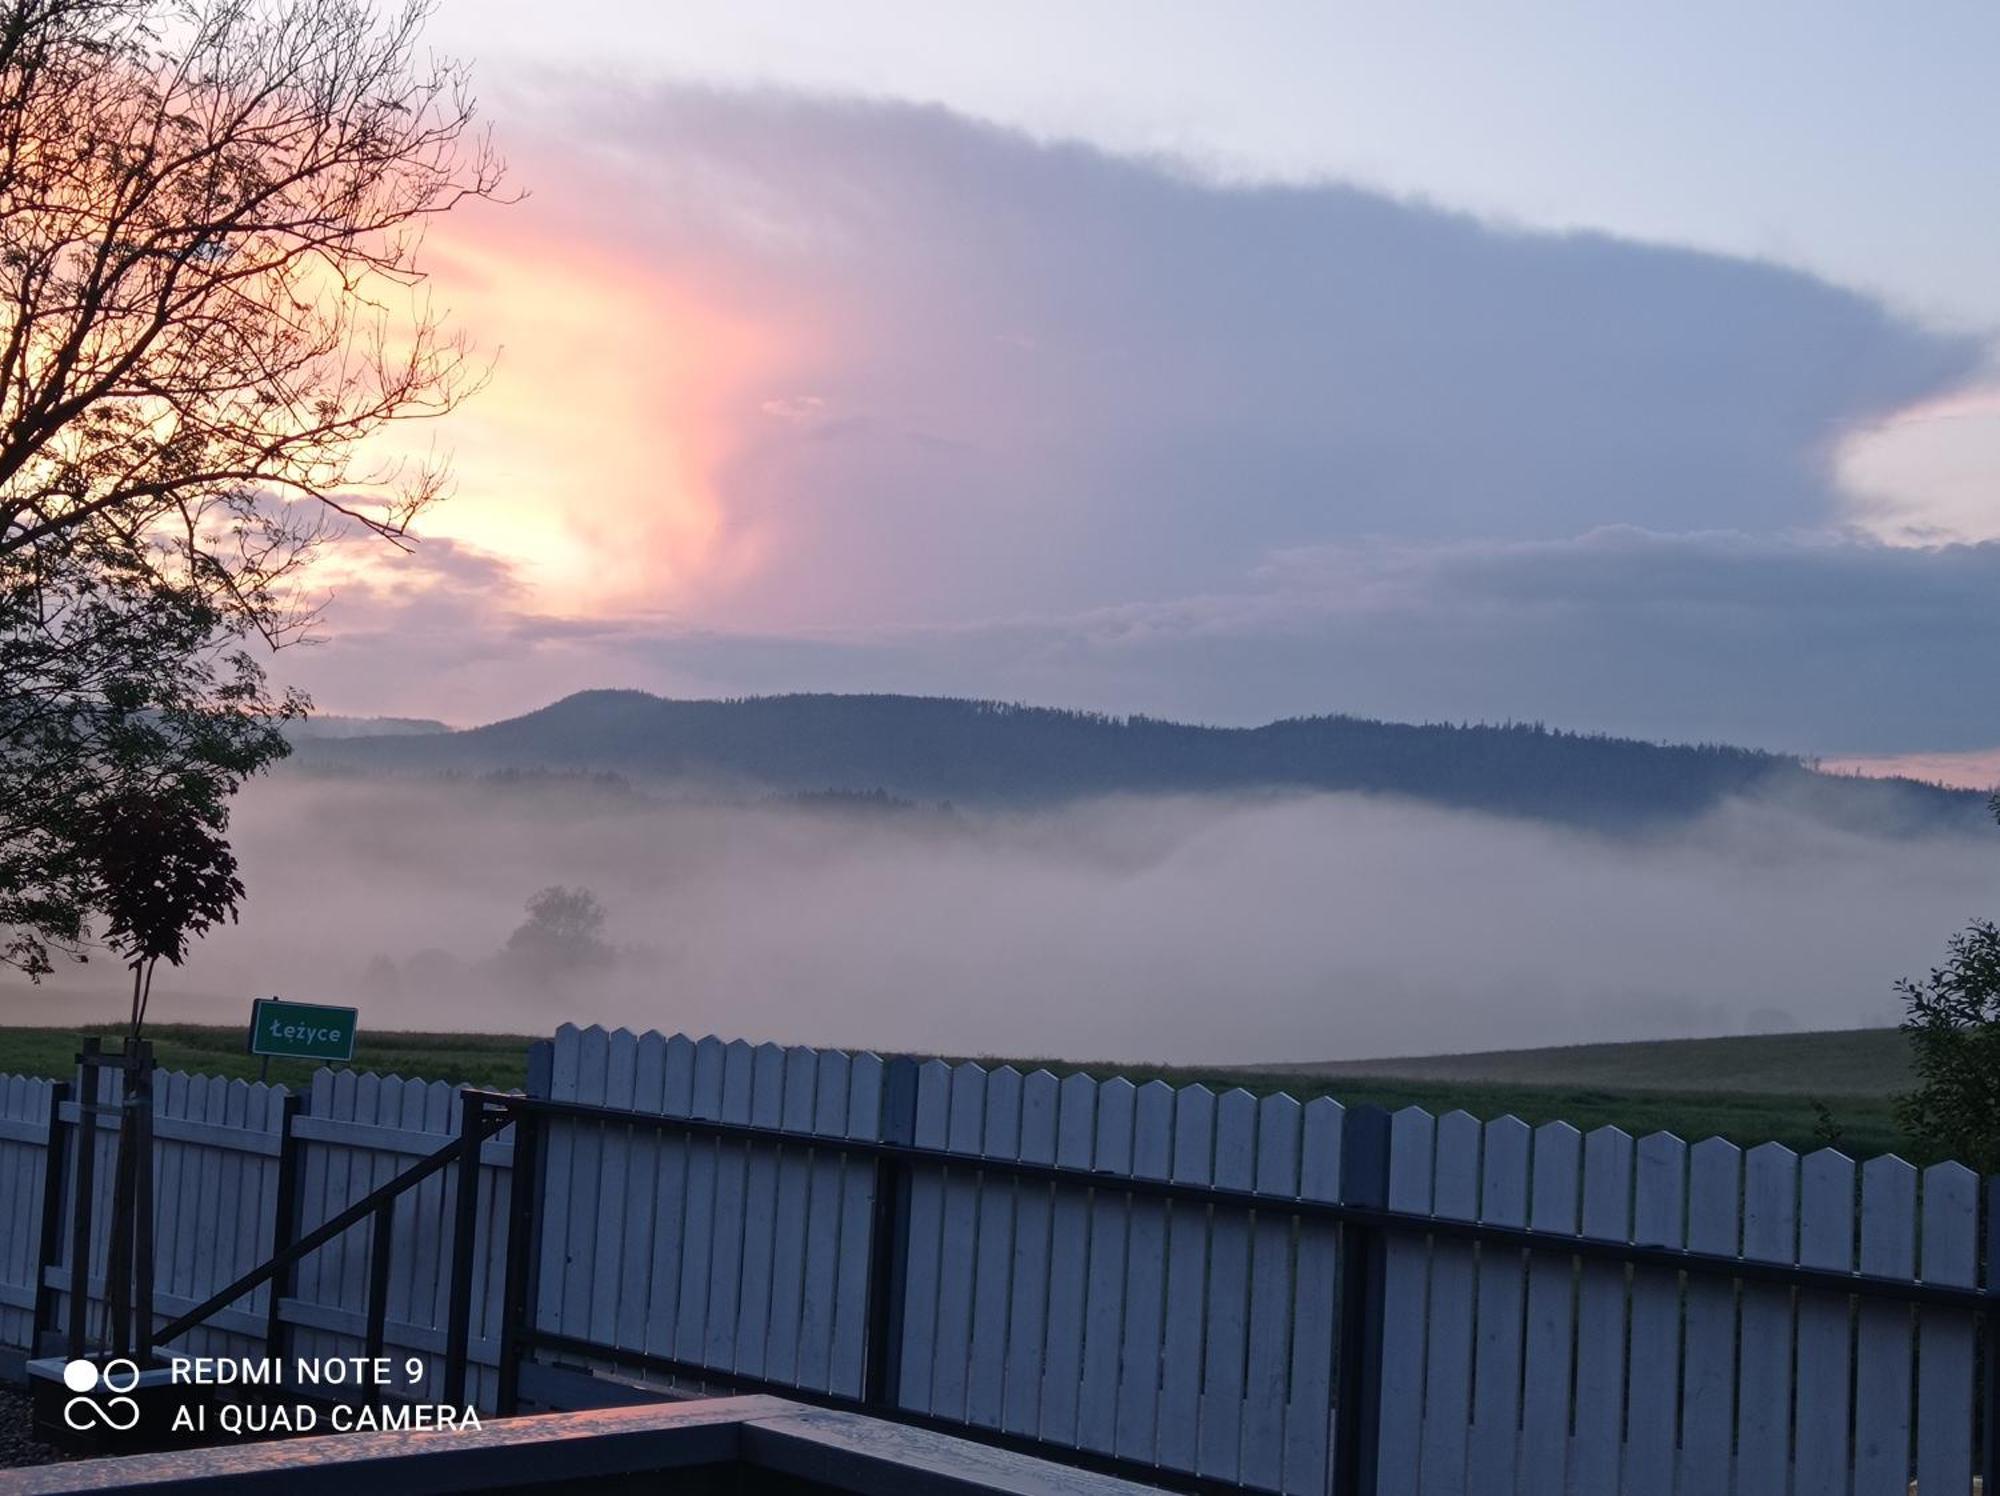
top-left (672, 1034), bottom-right (727, 1363)
top-left (1738, 1142), bottom-right (1799, 1496)
top-left (536, 1027), bottom-right (581, 1337)
top-left (641, 1033), bottom-right (696, 1361)
top-left (1241, 1092), bottom-right (1301, 1493)
top-left (1625, 1131), bottom-right (1687, 1496)
top-left (1466, 1115), bottom-right (1529, 1496)
top-left (1570, 1126), bottom-right (1634, 1496)
top-left (826, 1051), bottom-right (881, 1398)
top-left (1283, 1095), bottom-right (1342, 1496)
top-left (1419, 1110), bottom-right (1480, 1496)
top-left (1375, 1106), bottom-right (1437, 1496)
top-left (1112, 1079), bottom-right (1173, 1464)
top-left (732, 1042), bottom-right (786, 1379)
top-left (794, 1048), bottom-right (848, 1389)
top-left (1157, 1084), bottom-right (1215, 1474)
top-left (897, 1058), bottom-right (954, 1412)
top-left (1794, 1149), bottom-right (1856, 1496)
top-left (585, 1030), bottom-right (637, 1358)
top-left (967, 1065), bottom-right (1024, 1431)
top-left (1195, 1087), bottom-right (1257, 1480)
top-left (700, 1038), bottom-right (756, 1370)
top-left (1002, 1069), bottom-right (1061, 1437)
top-left (1518, 1121), bottom-right (1580, 1496)
top-left (1915, 1162), bottom-right (1978, 1496)
top-left (1852, 1155), bottom-right (1916, 1496)
top-left (929, 1061), bottom-right (989, 1423)
top-left (1679, 1137), bottom-right (1741, 1496)
top-left (1078, 1075), bottom-right (1137, 1456)
top-left (1038, 1071), bottom-right (1099, 1445)
top-left (763, 1045), bottom-right (820, 1385)
top-left (618, 1032), bottom-right (665, 1352)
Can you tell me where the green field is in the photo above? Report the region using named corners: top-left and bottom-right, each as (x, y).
top-left (0, 1022), bottom-right (1921, 1160)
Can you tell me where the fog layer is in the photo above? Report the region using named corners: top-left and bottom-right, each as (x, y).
top-left (16, 774), bottom-right (1995, 1064)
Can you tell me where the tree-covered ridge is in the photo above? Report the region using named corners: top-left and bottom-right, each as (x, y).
top-left (300, 690), bottom-right (1982, 832)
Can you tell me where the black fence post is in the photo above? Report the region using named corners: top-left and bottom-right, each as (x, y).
top-left (1333, 1104), bottom-right (1394, 1496)
top-left (495, 1101), bottom-right (543, 1417)
top-left (861, 1056), bottom-right (920, 1410)
top-left (365, 1198), bottom-right (394, 1406)
top-left (32, 1080), bottom-right (71, 1355)
top-left (442, 1095), bottom-right (486, 1408)
top-left (67, 1039), bottom-right (103, 1361)
top-left (263, 1093), bottom-right (305, 1363)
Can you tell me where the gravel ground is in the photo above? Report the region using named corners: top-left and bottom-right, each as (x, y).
top-left (0, 1385), bottom-right (69, 1469)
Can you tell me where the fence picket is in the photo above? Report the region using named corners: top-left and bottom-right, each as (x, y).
top-left (672, 1034), bottom-right (726, 1362)
top-left (1375, 1106), bottom-right (1437, 1496)
top-left (763, 1045), bottom-right (819, 1385)
top-left (641, 1033), bottom-right (696, 1361)
top-left (795, 1048), bottom-right (849, 1389)
top-left (1241, 1092), bottom-right (1302, 1493)
top-left (1852, 1155), bottom-right (1915, 1496)
top-left (1002, 1069), bottom-right (1062, 1437)
top-left (618, 1031), bottom-right (666, 1353)
top-left (1466, 1116), bottom-right (1528, 1496)
top-left (732, 1042), bottom-right (786, 1379)
top-left (1794, 1149), bottom-right (1856, 1496)
top-left (963, 1065), bottom-right (1022, 1430)
top-left (827, 1051), bottom-right (882, 1397)
top-left (1079, 1076), bottom-right (1138, 1456)
top-left (1738, 1142), bottom-right (1799, 1496)
top-left (1570, 1126), bottom-right (1634, 1496)
top-left (1038, 1071), bottom-right (1098, 1444)
top-left (1625, 1131), bottom-right (1687, 1496)
top-left (1518, 1121), bottom-right (1579, 1496)
top-left (1283, 1095), bottom-right (1342, 1496)
top-left (897, 1058), bottom-right (953, 1412)
top-left (931, 1062), bottom-right (989, 1422)
top-left (1916, 1162), bottom-right (1978, 1496)
top-left (1112, 1079), bottom-right (1173, 1463)
top-left (1195, 1087), bottom-right (1258, 1480)
top-left (1679, 1137), bottom-right (1741, 1496)
top-left (1418, 1110), bottom-right (1480, 1496)
top-left (1157, 1084), bottom-right (1216, 1472)
top-left (586, 1030), bottom-right (637, 1359)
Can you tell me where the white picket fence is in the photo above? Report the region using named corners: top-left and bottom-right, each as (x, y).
top-left (0, 1064), bottom-right (514, 1412)
top-left (532, 1024), bottom-right (1996, 1496)
top-left (0, 1025), bottom-right (1992, 1496)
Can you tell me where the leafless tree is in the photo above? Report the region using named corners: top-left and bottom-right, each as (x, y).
top-left (0, 0), bottom-right (504, 638)
top-left (0, 0), bottom-right (503, 975)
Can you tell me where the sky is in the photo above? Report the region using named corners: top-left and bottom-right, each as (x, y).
top-left (288, 3), bottom-right (2000, 771)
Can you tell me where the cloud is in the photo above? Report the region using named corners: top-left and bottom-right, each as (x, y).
top-left (283, 526), bottom-right (2000, 755)
top-left (285, 86), bottom-right (1995, 751)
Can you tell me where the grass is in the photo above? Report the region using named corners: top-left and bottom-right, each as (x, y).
top-left (0, 1022), bottom-right (536, 1093)
top-left (0, 1023), bottom-right (1919, 1160)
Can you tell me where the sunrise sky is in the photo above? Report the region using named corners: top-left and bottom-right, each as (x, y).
top-left (290, 3), bottom-right (2000, 774)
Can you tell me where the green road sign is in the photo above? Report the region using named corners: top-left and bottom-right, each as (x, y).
top-left (247, 997), bottom-right (358, 1062)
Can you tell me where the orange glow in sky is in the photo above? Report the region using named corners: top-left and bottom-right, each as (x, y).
top-left (345, 187), bottom-right (807, 622)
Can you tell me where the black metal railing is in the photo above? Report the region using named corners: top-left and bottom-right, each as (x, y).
top-left (141, 1094), bottom-right (511, 1408)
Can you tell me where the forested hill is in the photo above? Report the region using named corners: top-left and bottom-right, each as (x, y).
top-left (297, 690), bottom-right (1984, 831)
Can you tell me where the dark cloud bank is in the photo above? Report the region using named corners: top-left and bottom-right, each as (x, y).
top-left (298, 88), bottom-right (1995, 753)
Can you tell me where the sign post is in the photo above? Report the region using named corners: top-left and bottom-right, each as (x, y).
top-left (247, 997), bottom-right (359, 1080)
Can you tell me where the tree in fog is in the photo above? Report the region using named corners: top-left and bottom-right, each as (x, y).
top-left (501, 885), bottom-right (615, 985)
top-left (0, 0), bottom-right (503, 976)
top-left (1895, 796), bottom-right (2000, 1171)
